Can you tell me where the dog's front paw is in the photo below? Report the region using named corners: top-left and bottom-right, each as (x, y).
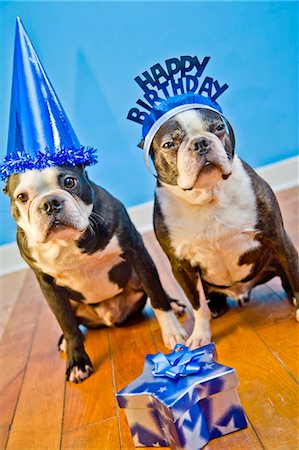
top-left (154, 309), bottom-right (188, 350)
top-left (67, 364), bottom-right (93, 383)
top-left (186, 316), bottom-right (211, 350)
top-left (169, 298), bottom-right (186, 317)
top-left (66, 351), bottom-right (93, 383)
top-left (186, 330), bottom-right (211, 350)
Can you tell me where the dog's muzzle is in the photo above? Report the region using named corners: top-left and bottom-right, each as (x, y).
top-left (39, 195), bottom-right (64, 216)
top-left (192, 136), bottom-right (212, 156)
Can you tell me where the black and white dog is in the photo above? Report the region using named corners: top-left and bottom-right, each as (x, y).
top-left (143, 107), bottom-right (299, 348)
top-left (4, 165), bottom-right (187, 382)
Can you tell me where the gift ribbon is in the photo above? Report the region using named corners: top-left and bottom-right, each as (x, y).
top-left (150, 344), bottom-right (214, 380)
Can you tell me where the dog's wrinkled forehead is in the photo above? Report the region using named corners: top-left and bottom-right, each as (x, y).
top-left (14, 167), bottom-right (59, 197)
top-left (154, 108), bottom-right (223, 145)
top-left (7, 165), bottom-right (85, 198)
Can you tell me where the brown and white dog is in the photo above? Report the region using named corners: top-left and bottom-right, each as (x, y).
top-left (4, 165), bottom-right (187, 382)
top-left (143, 107), bottom-right (299, 348)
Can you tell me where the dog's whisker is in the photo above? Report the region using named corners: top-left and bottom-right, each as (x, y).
top-left (89, 215), bottom-right (99, 227)
top-left (87, 217), bottom-right (97, 236)
top-left (90, 211), bottom-right (105, 222)
top-left (87, 223), bottom-right (95, 236)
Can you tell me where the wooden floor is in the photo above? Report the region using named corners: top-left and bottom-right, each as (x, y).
top-left (0, 187), bottom-right (298, 450)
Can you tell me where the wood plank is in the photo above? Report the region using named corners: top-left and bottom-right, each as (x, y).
top-left (63, 327), bottom-right (116, 433)
top-left (0, 269), bottom-right (28, 341)
top-left (276, 189), bottom-right (299, 246)
top-left (239, 280), bottom-right (298, 381)
top-left (275, 186), bottom-right (299, 207)
top-left (206, 426), bottom-right (262, 450)
top-left (0, 271), bottom-right (42, 344)
top-left (109, 310), bottom-right (159, 449)
top-left (110, 312), bottom-right (157, 391)
top-left (210, 298), bottom-right (299, 449)
top-left (6, 297), bottom-right (65, 450)
top-left (0, 271), bottom-right (43, 450)
top-left (62, 417), bottom-right (120, 450)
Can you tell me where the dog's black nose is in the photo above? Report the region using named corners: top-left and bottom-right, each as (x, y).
top-left (40, 196), bottom-right (64, 215)
top-left (193, 137), bottom-right (211, 155)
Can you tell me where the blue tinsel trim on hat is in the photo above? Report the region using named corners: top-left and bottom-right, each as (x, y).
top-left (0, 146), bottom-right (98, 181)
top-left (142, 92), bottom-right (222, 138)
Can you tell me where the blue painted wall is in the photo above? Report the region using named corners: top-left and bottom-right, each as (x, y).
top-left (0, 1), bottom-right (297, 245)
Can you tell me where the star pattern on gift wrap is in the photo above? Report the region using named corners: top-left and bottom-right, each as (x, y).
top-left (176, 407), bottom-right (209, 448)
top-left (202, 363), bottom-right (215, 371)
top-left (215, 415), bottom-right (237, 436)
top-left (130, 422), bottom-right (167, 447)
top-left (157, 386), bottom-right (168, 393)
top-left (210, 406), bottom-right (247, 438)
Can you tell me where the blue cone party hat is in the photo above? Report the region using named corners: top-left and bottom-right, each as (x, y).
top-left (127, 55), bottom-right (229, 171)
top-left (0, 17), bottom-right (97, 181)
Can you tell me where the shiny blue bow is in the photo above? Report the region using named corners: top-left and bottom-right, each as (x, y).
top-left (150, 344), bottom-right (214, 380)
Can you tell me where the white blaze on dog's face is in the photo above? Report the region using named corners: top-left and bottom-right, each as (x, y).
top-left (4, 165), bottom-right (93, 245)
top-left (151, 108), bottom-right (235, 190)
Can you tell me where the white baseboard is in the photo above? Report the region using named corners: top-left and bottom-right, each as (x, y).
top-left (0, 242), bottom-right (27, 277)
top-left (1, 155), bottom-right (298, 277)
top-left (255, 155), bottom-right (299, 193)
top-left (127, 201), bottom-right (154, 235)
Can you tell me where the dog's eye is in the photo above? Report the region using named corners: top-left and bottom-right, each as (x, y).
top-left (64, 177), bottom-right (77, 189)
top-left (163, 141), bottom-right (175, 149)
top-left (17, 193), bottom-right (28, 203)
top-left (215, 123), bottom-right (225, 132)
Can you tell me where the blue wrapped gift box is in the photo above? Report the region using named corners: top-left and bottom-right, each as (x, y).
top-left (116, 343), bottom-right (247, 449)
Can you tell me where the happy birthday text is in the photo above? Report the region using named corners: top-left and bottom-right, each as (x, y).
top-left (128, 56), bottom-right (228, 125)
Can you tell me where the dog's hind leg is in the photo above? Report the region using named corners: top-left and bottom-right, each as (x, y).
top-left (276, 264), bottom-right (297, 306)
top-left (270, 231), bottom-right (299, 320)
top-left (93, 289), bottom-right (147, 327)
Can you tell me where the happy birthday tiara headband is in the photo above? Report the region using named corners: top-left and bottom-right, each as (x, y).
top-left (127, 55), bottom-right (229, 174)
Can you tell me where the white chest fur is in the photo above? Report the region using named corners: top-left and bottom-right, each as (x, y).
top-left (31, 235), bottom-right (125, 303)
top-left (158, 157), bottom-right (260, 293)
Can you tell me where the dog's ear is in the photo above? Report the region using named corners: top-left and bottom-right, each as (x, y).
top-left (3, 180), bottom-right (9, 195)
top-left (137, 139), bottom-right (144, 149)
